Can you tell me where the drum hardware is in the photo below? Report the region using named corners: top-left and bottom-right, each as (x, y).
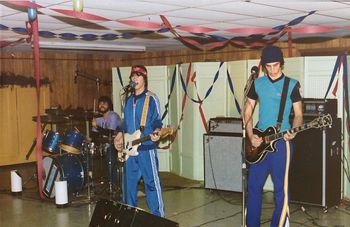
top-left (25, 123), bottom-right (47, 160)
top-left (82, 140), bottom-right (98, 201)
top-left (90, 127), bottom-right (120, 200)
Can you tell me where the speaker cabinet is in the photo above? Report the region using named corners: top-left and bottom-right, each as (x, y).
top-left (89, 199), bottom-right (179, 227)
top-left (290, 117), bottom-right (341, 208)
top-left (204, 133), bottom-right (243, 192)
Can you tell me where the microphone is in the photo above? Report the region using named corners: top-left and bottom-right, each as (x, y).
top-left (74, 70), bottom-right (78, 83)
top-left (250, 66), bottom-right (259, 80)
top-left (123, 81), bottom-right (136, 91)
top-left (244, 66), bottom-right (259, 93)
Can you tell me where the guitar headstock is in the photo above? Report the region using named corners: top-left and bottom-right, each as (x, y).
top-left (310, 114), bottom-right (332, 129)
top-left (159, 127), bottom-right (174, 138)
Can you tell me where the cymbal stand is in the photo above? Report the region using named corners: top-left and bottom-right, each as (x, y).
top-left (84, 140), bottom-right (95, 201)
top-left (116, 150), bottom-right (127, 203)
top-left (107, 131), bottom-right (114, 199)
top-left (25, 123), bottom-right (47, 160)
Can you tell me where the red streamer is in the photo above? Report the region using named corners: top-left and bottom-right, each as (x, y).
top-left (51, 8), bottom-right (110, 21)
top-left (6, 0), bottom-right (43, 8)
top-left (225, 27), bottom-right (275, 34)
top-left (290, 26), bottom-right (337, 34)
top-left (30, 18), bottom-right (44, 199)
top-left (118, 20), bottom-right (163, 29)
top-left (191, 72), bottom-right (209, 133)
top-left (177, 26), bottom-right (218, 33)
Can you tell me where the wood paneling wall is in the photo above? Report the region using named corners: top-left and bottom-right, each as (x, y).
top-left (1, 38), bottom-right (349, 109)
top-left (0, 52), bottom-right (123, 109)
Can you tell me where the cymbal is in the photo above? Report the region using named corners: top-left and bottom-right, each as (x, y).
top-left (32, 115), bottom-right (69, 124)
top-left (95, 127), bottom-right (116, 137)
top-left (91, 129), bottom-right (115, 144)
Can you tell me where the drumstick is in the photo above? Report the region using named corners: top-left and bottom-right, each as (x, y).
top-left (74, 126), bottom-right (80, 132)
top-left (93, 99), bottom-right (96, 113)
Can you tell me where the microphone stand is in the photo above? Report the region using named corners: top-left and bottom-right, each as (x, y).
top-left (241, 73), bottom-right (255, 227)
top-left (116, 87), bottom-right (133, 203)
top-left (75, 70), bottom-right (104, 97)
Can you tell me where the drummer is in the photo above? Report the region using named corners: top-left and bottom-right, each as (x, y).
top-left (92, 96), bottom-right (122, 189)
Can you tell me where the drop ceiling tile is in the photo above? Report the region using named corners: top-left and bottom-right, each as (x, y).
top-left (199, 1), bottom-right (299, 17)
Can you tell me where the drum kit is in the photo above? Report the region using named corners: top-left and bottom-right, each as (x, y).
top-left (30, 107), bottom-right (122, 203)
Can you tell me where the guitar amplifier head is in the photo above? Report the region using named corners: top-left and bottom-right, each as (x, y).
top-left (209, 117), bottom-right (242, 134)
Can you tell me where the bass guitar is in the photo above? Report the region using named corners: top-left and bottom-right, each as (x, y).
top-left (120, 127), bottom-right (173, 161)
top-left (245, 114), bottom-right (332, 164)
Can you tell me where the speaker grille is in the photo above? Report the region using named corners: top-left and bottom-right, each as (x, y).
top-left (204, 134), bottom-right (242, 192)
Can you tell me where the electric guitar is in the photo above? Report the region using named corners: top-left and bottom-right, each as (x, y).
top-left (245, 114), bottom-right (332, 164)
top-left (120, 127), bottom-right (173, 161)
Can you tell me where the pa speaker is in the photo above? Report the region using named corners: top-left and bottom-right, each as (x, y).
top-left (203, 133), bottom-right (242, 192)
top-left (89, 199), bottom-right (179, 227)
top-left (290, 117), bottom-right (341, 208)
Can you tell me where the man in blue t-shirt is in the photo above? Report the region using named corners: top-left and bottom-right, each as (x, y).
top-left (244, 45), bottom-right (303, 227)
top-left (114, 65), bottom-right (165, 217)
top-left (92, 96), bottom-right (122, 190)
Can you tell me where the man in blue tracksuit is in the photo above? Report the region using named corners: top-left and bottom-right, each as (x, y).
top-left (114, 65), bottom-right (165, 217)
top-left (244, 46), bottom-right (303, 226)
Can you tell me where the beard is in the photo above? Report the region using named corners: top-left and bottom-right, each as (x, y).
top-left (98, 107), bottom-right (109, 114)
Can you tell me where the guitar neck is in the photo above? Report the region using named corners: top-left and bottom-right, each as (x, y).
top-left (266, 122), bottom-right (314, 142)
top-left (132, 135), bottom-right (151, 146)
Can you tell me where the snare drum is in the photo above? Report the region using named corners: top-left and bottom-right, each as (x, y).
top-left (42, 130), bottom-right (61, 154)
top-left (60, 129), bottom-right (84, 154)
top-left (42, 153), bottom-right (85, 198)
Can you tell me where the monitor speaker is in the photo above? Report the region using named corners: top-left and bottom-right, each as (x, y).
top-left (203, 133), bottom-right (243, 192)
top-left (89, 199), bottom-right (179, 227)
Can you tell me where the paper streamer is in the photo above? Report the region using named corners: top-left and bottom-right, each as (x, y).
top-left (55, 181), bottom-right (68, 206)
top-left (11, 170), bottom-right (22, 193)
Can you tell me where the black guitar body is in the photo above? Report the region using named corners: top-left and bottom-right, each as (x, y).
top-left (245, 126), bottom-right (279, 164)
top-left (245, 114), bottom-right (332, 164)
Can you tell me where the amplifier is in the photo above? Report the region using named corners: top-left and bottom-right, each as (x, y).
top-left (208, 117), bottom-right (242, 134)
top-left (302, 98), bottom-right (337, 117)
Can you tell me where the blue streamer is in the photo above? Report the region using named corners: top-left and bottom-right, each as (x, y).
top-left (59, 33), bottom-right (78, 38)
top-left (39, 30), bottom-right (57, 37)
top-left (116, 67), bottom-right (124, 87)
top-left (101, 33), bottom-right (119, 39)
top-left (12, 27), bottom-right (27, 33)
top-left (80, 34), bottom-right (98, 39)
top-left (121, 32), bottom-right (135, 39)
top-left (324, 55), bottom-right (341, 99)
top-left (0, 24), bottom-right (9, 30)
top-left (179, 62), bottom-right (224, 104)
top-left (161, 67), bottom-right (177, 120)
top-left (226, 69), bottom-right (241, 114)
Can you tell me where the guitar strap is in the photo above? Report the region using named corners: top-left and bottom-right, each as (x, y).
top-left (276, 77), bottom-right (290, 131)
top-left (140, 91), bottom-right (153, 132)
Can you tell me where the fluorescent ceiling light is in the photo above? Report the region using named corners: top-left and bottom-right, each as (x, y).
top-left (38, 41), bottom-right (146, 52)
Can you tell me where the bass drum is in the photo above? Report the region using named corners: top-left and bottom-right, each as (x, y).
top-left (42, 153), bottom-right (85, 198)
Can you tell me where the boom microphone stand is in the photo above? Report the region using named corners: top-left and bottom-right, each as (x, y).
top-left (115, 84), bottom-right (134, 203)
top-left (241, 66), bottom-right (259, 227)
